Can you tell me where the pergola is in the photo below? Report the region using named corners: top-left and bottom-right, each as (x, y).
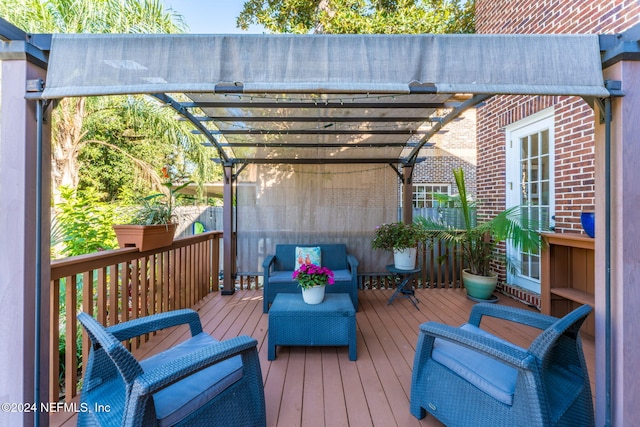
top-left (41, 32), bottom-right (609, 288)
top-left (2, 19), bottom-right (640, 426)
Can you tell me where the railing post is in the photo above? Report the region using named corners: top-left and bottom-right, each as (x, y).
top-left (222, 164), bottom-right (235, 295)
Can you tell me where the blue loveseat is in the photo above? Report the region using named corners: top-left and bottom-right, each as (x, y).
top-left (262, 244), bottom-right (359, 313)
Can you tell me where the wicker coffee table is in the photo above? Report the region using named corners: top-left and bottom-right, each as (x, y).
top-left (268, 293), bottom-right (357, 361)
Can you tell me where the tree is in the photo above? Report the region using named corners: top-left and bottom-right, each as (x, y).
top-left (0, 0), bottom-right (219, 203)
top-left (237, 0), bottom-right (475, 34)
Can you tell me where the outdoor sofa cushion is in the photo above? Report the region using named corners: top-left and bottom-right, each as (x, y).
top-left (140, 332), bottom-right (243, 426)
top-left (431, 323), bottom-right (521, 405)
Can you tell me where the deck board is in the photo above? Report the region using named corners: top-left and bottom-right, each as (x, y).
top-left (50, 288), bottom-right (595, 427)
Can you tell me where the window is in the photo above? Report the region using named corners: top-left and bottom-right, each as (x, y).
top-left (412, 184), bottom-right (451, 208)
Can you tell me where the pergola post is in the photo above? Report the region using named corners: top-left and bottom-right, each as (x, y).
top-left (402, 164), bottom-right (414, 224)
top-left (221, 164), bottom-right (235, 295)
top-left (595, 61), bottom-right (640, 426)
top-left (0, 60), bottom-right (51, 426)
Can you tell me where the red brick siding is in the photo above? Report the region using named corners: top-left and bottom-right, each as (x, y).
top-left (477, 0), bottom-right (640, 35)
top-left (475, 0), bottom-right (640, 295)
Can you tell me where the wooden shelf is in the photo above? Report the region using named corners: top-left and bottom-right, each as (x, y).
top-left (550, 287), bottom-right (595, 308)
top-left (541, 233), bottom-right (595, 338)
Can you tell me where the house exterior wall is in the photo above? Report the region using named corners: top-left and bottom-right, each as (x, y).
top-left (413, 109), bottom-right (476, 194)
top-left (413, 109), bottom-right (477, 197)
top-left (477, 2), bottom-right (640, 425)
top-left (476, 0), bottom-right (640, 296)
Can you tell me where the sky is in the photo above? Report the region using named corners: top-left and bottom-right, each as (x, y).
top-left (161, 0), bottom-right (266, 34)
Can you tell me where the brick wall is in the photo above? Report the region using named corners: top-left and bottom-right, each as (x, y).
top-left (413, 109), bottom-right (477, 196)
top-left (476, 0), bottom-right (640, 35)
top-left (475, 0), bottom-right (640, 299)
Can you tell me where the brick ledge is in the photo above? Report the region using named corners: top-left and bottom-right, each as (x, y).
top-left (497, 283), bottom-right (540, 310)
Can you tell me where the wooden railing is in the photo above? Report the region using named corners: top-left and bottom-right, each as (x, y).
top-left (236, 236), bottom-right (466, 291)
top-left (359, 237), bottom-right (465, 289)
top-left (49, 231), bottom-right (221, 402)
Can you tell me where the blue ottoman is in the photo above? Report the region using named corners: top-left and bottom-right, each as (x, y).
top-left (268, 293), bottom-right (357, 361)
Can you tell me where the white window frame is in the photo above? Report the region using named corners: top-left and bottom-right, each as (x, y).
top-left (412, 183), bottom-right (451, 208)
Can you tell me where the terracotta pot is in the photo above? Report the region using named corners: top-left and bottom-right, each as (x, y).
top-left (113, 223), bottom-right (177, 252)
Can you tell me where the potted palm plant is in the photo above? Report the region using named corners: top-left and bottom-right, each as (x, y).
top-left (113, 181), bottom-right (190, 252)
top-left (415, 168), bottom-right (542, 300)
top-left (371, 221), bottom-right (426, 269)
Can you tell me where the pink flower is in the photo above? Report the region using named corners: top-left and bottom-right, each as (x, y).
top-left (292, 263), bottom-right (335, 289)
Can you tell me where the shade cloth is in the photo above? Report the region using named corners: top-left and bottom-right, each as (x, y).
top-left (42, 33), bottom-right (608, 98)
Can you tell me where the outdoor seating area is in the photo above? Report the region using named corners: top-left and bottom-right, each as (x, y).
top-left (262, 244), bottom-right (359, 313)
top-left (7, 13), bottom-right (640, 424)
top-left (50, 288), bottom-right (595, 427)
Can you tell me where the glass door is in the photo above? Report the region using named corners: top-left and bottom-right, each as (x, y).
top-left (505, 111), bottom-right (554, 293)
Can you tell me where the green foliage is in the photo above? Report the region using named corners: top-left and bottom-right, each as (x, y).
top-left (371, 221), bottom-right (426, 251)
top-left (129, 181), bottom-right (192, 225)
top-left (78, 95), bottom-right (220, 203)
top-left (415, 168), bottom-right (542, 276)
top-left (0, 0), bottom-right (187, 34)
top-left (54, 187), bottom-right (120, 257)
top-left (237, 0), bottom-right (475, 34)
top-left (1, 0), bottom-right (220, 205)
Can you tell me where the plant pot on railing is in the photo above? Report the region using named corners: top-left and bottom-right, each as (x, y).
top-left (114, 180), bottom-right (190, 252)
top-left (113, 223), bottom-right (177, 252)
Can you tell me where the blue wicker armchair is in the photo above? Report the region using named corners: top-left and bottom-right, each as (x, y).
top-left (77, 309), bottom-right (266, 427)
top-left (410, 303), bottom-right (593, 427)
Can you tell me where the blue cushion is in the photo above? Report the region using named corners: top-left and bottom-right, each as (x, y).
top-left (269, 271), bottom-right (298, 284)
top-left (332, 269), bottom-right (352, 282)
top-left (431, 324), bottom-right (522, 406)
top-left (140, 332), bottom-right (243, 427)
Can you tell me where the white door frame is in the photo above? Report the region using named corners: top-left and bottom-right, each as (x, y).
top-left (505, 107), bottom-right (555, 293)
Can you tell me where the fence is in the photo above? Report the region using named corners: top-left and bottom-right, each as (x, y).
top-left (49, 231), bottom-right (221, 402)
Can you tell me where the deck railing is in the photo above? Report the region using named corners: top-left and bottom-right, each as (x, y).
top-left (360, 237), bottom-right (465, 290)
top-left (49, 231), bottom-right (221, 402)
top-left (236, 236), bottom-right (465, 290)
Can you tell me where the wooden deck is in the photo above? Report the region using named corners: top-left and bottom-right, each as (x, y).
top-left (51, 288), bottom-right (595, 427)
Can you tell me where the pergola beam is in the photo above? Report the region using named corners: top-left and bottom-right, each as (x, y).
top-left (406, 93), bottom-right (492, 163)
top-left (151, 93), bottom-right (230, 163)
top-left (185, 115), bottom-right (434, 123)
top-left (212, 157), bottom-right (422, 165)
top-left (181, 101), bottom-right (447, 109)
top-left (197, 129), bottom-right (429, 136)
top-left (204, 142), bottom-right (419, 148)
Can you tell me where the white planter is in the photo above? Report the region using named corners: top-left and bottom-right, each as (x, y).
top-left (301, 285), bottom-right (326, 304)
top-left (393, 247), bottom-right (417, 270)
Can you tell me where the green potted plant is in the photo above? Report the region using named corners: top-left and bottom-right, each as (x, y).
top-left (371, 221), bottom-right (425, 269)
top-left (415, 168), bottom-right (542, 300)
top-left (113, 181), bottom-right (191, 252)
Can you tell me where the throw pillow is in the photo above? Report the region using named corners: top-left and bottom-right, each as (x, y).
top-left (295, 246), bottom-right (321, 270)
